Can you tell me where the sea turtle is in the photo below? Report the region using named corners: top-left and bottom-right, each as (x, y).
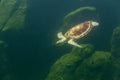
top-left (56, 20), bottom-right (99, 48)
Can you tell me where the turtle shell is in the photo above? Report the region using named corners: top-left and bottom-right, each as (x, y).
top-left (64, 21), bottom-right (93, 39)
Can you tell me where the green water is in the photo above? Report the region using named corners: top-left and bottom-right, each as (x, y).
top-left (0, 0), bottom-right (120, 80)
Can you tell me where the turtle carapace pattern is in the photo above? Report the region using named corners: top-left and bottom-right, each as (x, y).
top-left (56, 20), bottom-right (99, 48)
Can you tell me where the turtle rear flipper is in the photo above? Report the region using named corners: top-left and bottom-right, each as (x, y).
top-left (56, 32), bottom-right (66, 44)
top-left (68, 39), bottom-right (82, 48)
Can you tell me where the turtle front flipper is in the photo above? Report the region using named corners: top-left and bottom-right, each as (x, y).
top-left (56, 32), bottom-right (67, 44)
top-left (68, 39), bottom-right (82, 48)
top-left (57, 32), bottom-right (65, 39)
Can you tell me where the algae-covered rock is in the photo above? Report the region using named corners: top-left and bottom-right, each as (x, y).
top-left (0, 0), bottom-right (16, 27)
top-left (111, 26), bottom-right (120, 80)
top-left (45, 44), bottom-right (94, 80)
top-left (75, 51), bottom-right (111, 80)
top-left (0, 0), bottom-right (28, 32)
top-left (111, 26), bottom-right (120, 56)
top-left (0, 0), bottom-right (28, 80)
top-left (46, 44), bottom-right (112, 80)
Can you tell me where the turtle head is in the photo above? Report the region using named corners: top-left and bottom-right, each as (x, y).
top-left (91, 21), bottom-right (99, 27)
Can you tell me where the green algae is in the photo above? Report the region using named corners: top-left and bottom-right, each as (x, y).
top-left (45, 44), bottom-right (94, 80)
top-left (111, 26), bottom-right (120, 56)
top-left (76, 51), bottom-right (112, 80)
top-left (0, 0), bottom-right (17, 28)
top-left (111, 26), bottom-right (120, 80)
top-left (0, 0), bottom-right (28, 80)
top-left (46, 44), bottom-right (113, 80)
top-left (0, 0), bottom-right (28, 32)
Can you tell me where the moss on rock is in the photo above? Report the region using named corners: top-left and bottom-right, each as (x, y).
top-left (0, 0), bottom-right (17, 27)
top-left (0, 0), bottom-right (28, 80)
top-left (111, 26), bottom-right (120, 57)
top-left (46, 44), bottom-right (112, 80)
top-left (45, 44), bottom-right (94, 80)
top-left (75, 51), bottom-right (111, 80)
top-left (111, 26), bottom-right (120, 80)
top-left (0, 0), bottom-right (28, 32)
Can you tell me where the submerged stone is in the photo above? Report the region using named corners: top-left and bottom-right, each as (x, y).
top-left (46, 44), bottom-right (112, 80)
top-left (75, 51), bottom-right (111, 80)
top-left (45, 44), bottom-right (95, 80)
top-left (0, 0), bottom-right (28, 32)
top-left (111, 26), bottom-right (120, 57)
top-left (111, 26), bottom-right (120, 80)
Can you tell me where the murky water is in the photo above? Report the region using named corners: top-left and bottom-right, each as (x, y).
top-left (0, 0), bottom-right (120, 80)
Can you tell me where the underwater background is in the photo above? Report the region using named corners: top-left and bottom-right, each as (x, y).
top-left (0, 0), bottom-right (120, 80)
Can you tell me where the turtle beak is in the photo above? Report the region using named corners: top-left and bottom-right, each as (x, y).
top-left (91, 21), bottom-right (99, 27)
